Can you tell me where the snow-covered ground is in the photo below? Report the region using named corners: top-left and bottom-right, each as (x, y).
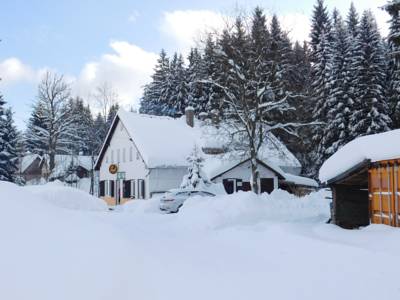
top-left (1, 182), bottom-right (400, 300)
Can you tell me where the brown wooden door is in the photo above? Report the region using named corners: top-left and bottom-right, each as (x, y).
top-left (369, 163), bottom-right (400, 227)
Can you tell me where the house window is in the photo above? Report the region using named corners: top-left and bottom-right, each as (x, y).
top-left (120, 123), bottom-right (124, 131)
top-left (99, 181), bottom-right (105, 196)
top-left (110, 180), bottom-right (115, 197)
top-left (117, 149), bottom-right (120, 163)
top-left (106, 155), bottom-right (109, 164)
top-left (129, 147), bottom-right (133, 161)
top-left (138, 179), bottom-right (145, 199)
top-left (136, 151), bottom-right (140, 160)
top-left (111, 150), bottom-right (114, 163)
top-left (123, 180), bottom-right (131, 198)
top-left (260, 178), bottom-right (274, 194)
top-left (122, 148), bottom-right (126, 163)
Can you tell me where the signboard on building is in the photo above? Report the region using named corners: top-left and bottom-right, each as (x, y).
top-left (117, 172), bottom-right (126, 180)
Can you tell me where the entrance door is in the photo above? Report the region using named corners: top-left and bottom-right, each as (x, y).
top-left (369, 164), bottom-right (400, 226)
top-left (223, 179), bottom-right (236, 194)
top-left (260, 178), bottom-right (274, 194)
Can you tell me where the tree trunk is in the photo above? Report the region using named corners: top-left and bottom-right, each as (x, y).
top-left (250, 149), bottom-right (260, 194)
top-left (49, 150), bottom-right (55, 172)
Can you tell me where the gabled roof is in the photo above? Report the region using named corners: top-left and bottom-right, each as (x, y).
top-left (319, 129), bottom-right (400, 183)
top-left (95, 109), bottom-right (302, 171)
top-left (206, 157), bottom-right (317, 188)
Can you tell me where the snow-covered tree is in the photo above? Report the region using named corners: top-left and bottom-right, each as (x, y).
top-left (186, 48), bottom-right (208, 114)
top-left (385, 0), bottom-right (400, 127)
top-left (0, 104), bottom-right (19, 182)
top-left (350, 11), bottom-right (391, 137)
top-left (140, 49), bottom-right (170, 115)
top-left (317, 13), bottom-right (354, 165)
top-left (25, 71), bottom-right (78, 172)
top-left (310, 0), bottom-right (332, 61)
top-left (181, 145), bottom-right (210, 190)
top-left (311, 30), bottom-right (333, 164)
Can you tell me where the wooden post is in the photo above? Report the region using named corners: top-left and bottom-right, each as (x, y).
top-left (378, 168), bottom-right (384, 224)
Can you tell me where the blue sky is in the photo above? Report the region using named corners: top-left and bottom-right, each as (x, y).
top-left (0, 0), bottom-right (388, 129)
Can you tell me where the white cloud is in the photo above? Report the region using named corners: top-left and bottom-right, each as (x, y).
top-left (160, 10), bottom-right (226, 51)
top-left (74, 41), bottom-right (158, 109)
top-left (0, 58), bottom-right (36, 85)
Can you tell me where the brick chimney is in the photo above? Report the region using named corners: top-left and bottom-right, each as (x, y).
top-left (185, 106), bottom-right (194, 127)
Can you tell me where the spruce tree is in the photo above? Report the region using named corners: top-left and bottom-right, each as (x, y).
top-left (0, 102), bottom-right (19, 182)
top-left (180, 145), bottom-right (210, 190)
top-left (311, 30), bottom-right (333, 170)
top-left (350, 11), bottom-right (391, 137)
top-left (140, 49), bottom-right (170, 115)
top-left (318, 13), bottom-right (353, 164)
top-left (310, 0), bottom-right (332, 61)
top-left (385, 1), bottom-right (400, 127)
top-left (186, 48), bottom-right (208, 114)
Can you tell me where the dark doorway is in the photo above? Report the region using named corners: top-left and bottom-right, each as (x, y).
top-left (260, 178), bottom-right (274, 194)
top-left (223, 179), bottom-right (235, 194)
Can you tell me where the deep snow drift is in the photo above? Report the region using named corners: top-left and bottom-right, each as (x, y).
top-left (1, 182), bottom-right (400, 300)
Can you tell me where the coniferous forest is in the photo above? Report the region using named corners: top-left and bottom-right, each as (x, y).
top-left (140, 0), bottom-right (400, 176)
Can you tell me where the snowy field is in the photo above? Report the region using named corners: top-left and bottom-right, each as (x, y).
top-left (1, 182), bottom-right (400, 300)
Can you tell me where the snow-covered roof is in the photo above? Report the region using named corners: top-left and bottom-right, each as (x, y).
top-left (204, 155), bottom-right (317, 187)
top-left (118, 109), bottom-right (201, 168)
top-left (21, 154), bottom-right (92, 177)
top-left (20, 154), bottom-right (41, 173)
top-left (319, 129), bottom-right (400, 183)
top-left (101, 109), bottom-right (302, 170)
top-left (50, 155), bottom-right (92, 178)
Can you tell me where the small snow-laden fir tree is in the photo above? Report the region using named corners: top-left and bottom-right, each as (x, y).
top-left (350, 11), bottom-right (391, 137)
top-left (0, 107), bottom-right (19, 182)
top-left (180, 145), bottom-right (210, 190)
top-left (25, 71), bottom-right (78, 172)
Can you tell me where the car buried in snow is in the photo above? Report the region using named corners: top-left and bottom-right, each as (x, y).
top-left (159, 189), bottom-right (216, 213)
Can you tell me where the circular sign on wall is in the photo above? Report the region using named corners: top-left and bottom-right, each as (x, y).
top-left (109, 164), bottom-right (118, 174)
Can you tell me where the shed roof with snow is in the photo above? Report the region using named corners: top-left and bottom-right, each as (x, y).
top-left (319, 129), bottom-right (400, 184)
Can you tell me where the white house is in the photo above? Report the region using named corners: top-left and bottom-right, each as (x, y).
top-left (94, 108), bottom-right (317, 205)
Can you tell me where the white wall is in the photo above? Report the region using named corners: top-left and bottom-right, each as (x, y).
top-left (99, 119), bottom-right (150, 199)
top-left (212, 160), bottom-right (278, 189)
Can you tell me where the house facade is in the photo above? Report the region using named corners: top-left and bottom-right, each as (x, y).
top-left (95, 109), bottom-right (317, 205)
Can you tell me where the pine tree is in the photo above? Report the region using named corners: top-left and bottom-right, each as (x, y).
top-left (140, 49), bottom-right (170, 115)
top-left (186, 48), bottom-right (208, 114)
top-left (310, 0), bottom-right (332, 61)
top-left (311, 30), bottom-right (333, 170)
top-left (350, 11), bottom-right (391, 137)
top-left (0, 103), bottom-right (19, 182)
top-left (180, 145), bottom-right (210, 190)
top-left (317, 13), bottom-right (354, 164)
top-left (385, 1), bottom-right (400, 127)
top-left (106, 103), bottom-right (120, 128)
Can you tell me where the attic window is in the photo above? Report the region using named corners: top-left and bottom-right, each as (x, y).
top-left (120, 123), bottom-right (124, 131)
top-left (136, 151), bottom-right (140, 160)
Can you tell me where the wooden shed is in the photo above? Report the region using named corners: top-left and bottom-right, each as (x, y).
top-left (319, 130), bottom-right (400, 229)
